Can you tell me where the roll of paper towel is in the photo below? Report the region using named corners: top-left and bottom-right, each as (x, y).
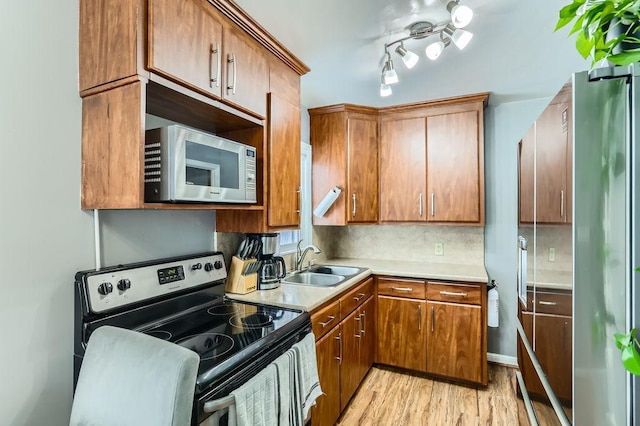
top-left (313, 187), bottom-right (342, 217)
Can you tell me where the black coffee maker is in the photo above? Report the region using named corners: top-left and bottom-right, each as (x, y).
top-left (246, 233), bottom-right (286, 290)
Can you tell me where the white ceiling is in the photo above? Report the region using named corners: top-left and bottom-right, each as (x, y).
top-left (233, 0), bottom-right (589, 109)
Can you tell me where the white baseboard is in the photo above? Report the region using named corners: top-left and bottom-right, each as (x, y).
top-left (487, 352), bottom-right (518, 367)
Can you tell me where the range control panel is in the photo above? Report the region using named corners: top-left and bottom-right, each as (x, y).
top-left (85, 253), bottom-right (227, 313)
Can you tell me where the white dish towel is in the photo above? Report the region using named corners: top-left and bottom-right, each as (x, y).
top-left (292, 333), bottom-right (323, 420)
top-left (230, 363), bottom-right (278, 426)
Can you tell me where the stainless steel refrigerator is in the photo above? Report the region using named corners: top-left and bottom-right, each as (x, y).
top-left (517, 64), bottom-right (639, 425)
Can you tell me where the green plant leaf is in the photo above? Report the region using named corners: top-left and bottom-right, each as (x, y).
top-left (576, 30), bottom-right (595, 58)
top-left (615, 332), bottom-right (630, 349)
top-left (621, 345), bottom-right (640, 375)
top-left (569, 14), bottom-right (586, 35)
top-left (608, 48), bottom-right (640, 65)
top-left (556, 0), bottom-right (588, 31)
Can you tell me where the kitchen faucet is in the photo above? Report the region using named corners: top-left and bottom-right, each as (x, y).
top-left (295, 240), bottom-right (321, 271)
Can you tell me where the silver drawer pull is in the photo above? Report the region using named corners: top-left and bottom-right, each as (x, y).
top-left (319, 315), bottom-right (335, 327)
top-left (391, 287), bottom-right (413, 292)
top-left (440, 291), bottom-right (468, 297)
top-left (538, 301), bottom-right (557, 306)
top-left (353, 293), bottom-right (366, 302)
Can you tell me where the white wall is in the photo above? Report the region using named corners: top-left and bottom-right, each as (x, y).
top-left (0, 2), bottom-right (216, 423)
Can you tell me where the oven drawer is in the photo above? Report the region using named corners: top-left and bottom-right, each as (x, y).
top-left (340, 277), bottom-right (373, 318)
top-left (378, 277), bottom-right (426, 299)
top-left (311, 299), bottom-right (340, 340)
top-left (427, 282), bottom-right (481, 305)
top-left (526, 290), bottom-right (572, 316)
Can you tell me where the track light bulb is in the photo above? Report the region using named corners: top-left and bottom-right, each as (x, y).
top-left (444, 24), bottom-right (473, 50)
top-left (447, 2), bottom-right (473, 28)
top-left (425, 40), bottom-right (445, 60)
top-left (395, 44), bottom-right (419, 69)
top-left (380, 82), bottom-right (392, 97)
top-left (383, 59), bottom-right (399, 84)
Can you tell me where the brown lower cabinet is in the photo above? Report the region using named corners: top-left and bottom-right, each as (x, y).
top-left (312, 275), bottom-right (486, 425)
top-left (376, 295), bottom-right (427, 372)
top-left (376, 277), bottom-right (487, 386)
top-left (311, 278), bottom-right (374, 426)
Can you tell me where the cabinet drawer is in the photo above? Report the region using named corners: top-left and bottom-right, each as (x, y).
top-left (526, 290), bottom-right (572, 316)
top-left (377, 277), bottom-right (426, 299)
top-left (311, 299), bottom-right (340, 340)
top-left (427, 282), bottom-right (481, 305)
top-left (340, 277), bottom-right (374, 318)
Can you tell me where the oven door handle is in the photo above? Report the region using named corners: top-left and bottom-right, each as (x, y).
top-left (203, 394), bottom-right (235, 413)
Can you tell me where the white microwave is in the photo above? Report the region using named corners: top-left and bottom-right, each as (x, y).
top-left (144, 124), bottom-right (257, 203)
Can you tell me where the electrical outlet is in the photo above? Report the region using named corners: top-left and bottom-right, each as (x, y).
top-left (549, 248), bottom-right (556, 262)
top-left (435, 242), bottom-right (444, 256)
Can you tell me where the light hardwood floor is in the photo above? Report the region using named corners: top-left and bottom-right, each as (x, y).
top-left (336, 364), bottom-right (566, 425)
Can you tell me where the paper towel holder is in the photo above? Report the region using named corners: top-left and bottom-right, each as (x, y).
top-left (313, 187), bottom-right (342, 217)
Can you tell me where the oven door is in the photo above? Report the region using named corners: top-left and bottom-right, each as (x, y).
top-left (171, 127), bottom-right (254, 203)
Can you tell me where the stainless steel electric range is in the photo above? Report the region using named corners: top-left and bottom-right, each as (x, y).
top-left (73, 251), bottom-right (311, 425)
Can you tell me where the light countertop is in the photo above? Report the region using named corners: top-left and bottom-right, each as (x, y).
top-left (227, 258), bottom-right (488, 311)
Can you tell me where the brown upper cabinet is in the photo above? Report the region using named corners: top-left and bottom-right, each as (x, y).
top-left (380, 96), bottom-right (487, 224)
top-left (519, 84), bottom-right (572, 224)
top-left (79, 0), bottom-right (308, 211)
top-left (309, 94), bottom-right (487, 226)
top-left (309, 105), bottom-right (379, 225)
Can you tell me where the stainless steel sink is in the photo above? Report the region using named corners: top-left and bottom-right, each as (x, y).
top-left (309, 265), bottom-right (365, 277)
top-left (282, 272), bottom-right (345, 287)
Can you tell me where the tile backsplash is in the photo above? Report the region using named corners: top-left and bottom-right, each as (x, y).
top-left (313, 225), bottom-right (485, 265)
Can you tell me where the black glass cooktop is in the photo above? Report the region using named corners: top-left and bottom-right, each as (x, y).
top-left (138, 299), bottom-right (307, 392)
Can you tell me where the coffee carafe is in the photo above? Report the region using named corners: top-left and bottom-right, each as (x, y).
top-left (246, 233), bottom-right (286, 290)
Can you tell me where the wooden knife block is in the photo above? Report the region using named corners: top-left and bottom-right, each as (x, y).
top-left (225, 256), bottom-right (258, 294)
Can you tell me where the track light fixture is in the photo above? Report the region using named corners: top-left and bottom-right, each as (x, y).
top-left (377, 0), bottom-right (474, 96)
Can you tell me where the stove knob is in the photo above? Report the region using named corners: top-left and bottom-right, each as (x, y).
top-left (214, 261), bottom-right (223, 270)
top-left (117, 279), bottom-right (131, 291)
top-left (191, 262), bottom-right (202, 271)
top-left (98, 282), bottom-right (113, 295)
top-left (204, 262), bottom-right (214, 272)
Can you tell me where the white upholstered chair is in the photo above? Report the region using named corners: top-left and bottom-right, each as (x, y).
top-left (69, 325), bottom-right (200, 426)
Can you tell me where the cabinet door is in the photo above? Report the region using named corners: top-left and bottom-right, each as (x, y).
top-left (348, 117), bottom-right (378, 223)
top-left (379, 118), bottom-right (427, 222)
top-left (223, 25), bottom-right (268, 117)
top-left (340, 308), bottom-right (362, 410)
top-left (148, 0), bottom-right (223, 98)
top-left (267, 94), bottom-right (301, 227)
top-left (312, 326), bottom-right (341, 426)
top-left (535, 102), bottom-right (570, 223)
top-left (426, 301), bottom-right (482, 383)
top-left (359, 297), bottom-right (375, 378)
top-left (377, 296), bottom-right (427, 372)
top-left (426, 110), bottom-right (480, 222)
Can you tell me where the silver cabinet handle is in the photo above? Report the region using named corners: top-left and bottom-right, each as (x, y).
top-left (335, 332), bottom-right (342, 365)
top-left (538, 300), bottom-right (557, 306)
top-left (352, 193), bottom-right (356, 217)
top-left (361, 311), bottom-right (366, 336)
top-left (355, 313), bottom-right (362, 338)
top-left (560, 190), bottom-right (564, 217)
top-left (319, 315), bottom-right (335, 327)
top-left (227, 53), bottom-right (237, 94)
top-left (419, 193), bottom-right (423, 217)
top-left (431, 193), bottom-right (435, 217)
top-left (391, 286), bottom-right (413, 292)
top-left (353, 293), bottom-right (366, 302)
top-left (418, 305), bottom-right (422, 331)
top-left (296, 187), bottom-right (301, 214)
top-left (210, 43), bottom-right (220, 88)
top-left (440, 291), bottom-right (468, 297)
top-left (431, 306), bottom-right (434, 332)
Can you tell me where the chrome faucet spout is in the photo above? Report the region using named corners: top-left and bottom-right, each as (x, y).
top-left (295, 243), bottom-right (321, 271)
